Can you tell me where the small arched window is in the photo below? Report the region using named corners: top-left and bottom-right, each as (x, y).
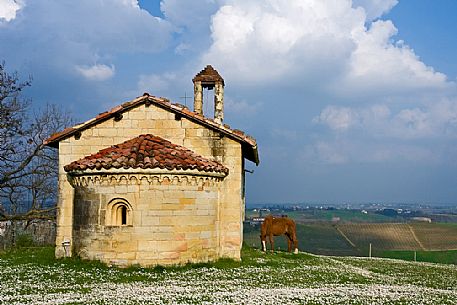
top-left (106, 198), bottom-right (132, 226)
top-left (120, 206), bottom-right (127, 225)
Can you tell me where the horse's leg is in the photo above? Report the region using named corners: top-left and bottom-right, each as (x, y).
top-left (260, 221), bottom-right (267, 252)
top-left (286, 233), bottom-right (292, 252)
top-left (269, 233), bottom-right (274, 252)
top-left (260, 231), bottom-right (266, 252)
top-left (292, 231), bottom-right (298, 254)
top-left (260, 234), bottom-right (266, 252)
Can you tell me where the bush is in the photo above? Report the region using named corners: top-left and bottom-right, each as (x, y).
top-left (15, 233), bottom-right (35, 248)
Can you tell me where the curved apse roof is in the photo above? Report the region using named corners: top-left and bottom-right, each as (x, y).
top-left (64, 134), bottom-right (229, 175)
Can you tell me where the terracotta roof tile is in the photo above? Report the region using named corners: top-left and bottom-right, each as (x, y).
top-left (64, 134), bottom-right (229, 175)
top-left (45, 127), bottom-right (77, 144)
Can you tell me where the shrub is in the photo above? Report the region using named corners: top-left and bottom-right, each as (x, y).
top-left (15, 233), bottom-right (35, 248)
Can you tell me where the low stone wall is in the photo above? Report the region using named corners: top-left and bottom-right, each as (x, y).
top-left (0, 220), bottom-right (56, 249)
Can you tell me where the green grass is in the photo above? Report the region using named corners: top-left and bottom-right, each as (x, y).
top-left (379, 250), bottom-right (457, 265)
top-left (1, 246), bottom-right (457, 304)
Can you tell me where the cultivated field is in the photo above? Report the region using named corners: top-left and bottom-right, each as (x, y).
top-left (1, 247), bottom-right (457, 304)
top-left (337, 223), bottom-right (421, 251)
top-left (245, 222), bottom-right (457, 258)
top-left (409, 223), bottom-right (457, 250)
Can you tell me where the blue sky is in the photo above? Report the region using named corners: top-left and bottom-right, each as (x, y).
top-left (1, 0), bottom-right (457, 205)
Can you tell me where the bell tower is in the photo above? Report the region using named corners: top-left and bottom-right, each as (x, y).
top-left (192, 65), bottom-right (225, 124)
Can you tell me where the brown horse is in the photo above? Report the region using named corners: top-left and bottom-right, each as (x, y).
top-left (260, 215), bottom-right (298, 253)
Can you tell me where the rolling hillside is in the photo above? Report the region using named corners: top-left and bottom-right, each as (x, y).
top-left (244, 222), bottom-right (457, 257)
top-left (410, 223), bottom-right (457, 250)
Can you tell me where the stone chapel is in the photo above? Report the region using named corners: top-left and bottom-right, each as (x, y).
top-left (45, 66), bottom-right (259, 266)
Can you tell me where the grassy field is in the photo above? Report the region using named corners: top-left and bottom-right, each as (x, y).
top-left (337, 222), bottom-right (457, 252)
top-left (288, 209), bottom-right (396, 223)
top-left (380, 250), bottom-right (457, 265)
top-left (245, 220), bottom-right (457, 257)
top-left (246, 209), bottom-right (396, 223)
top-left (1, 246), bottom-right (457, 304)
top-left (337, 223), bottom-right (421, 251)
top-left (409, 223), bottom-right (457, 250)
top-left (244, 223), bottom-right (358, 256)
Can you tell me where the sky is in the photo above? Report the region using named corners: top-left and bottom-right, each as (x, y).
top-left (1, 0), bottom-right (457, 205)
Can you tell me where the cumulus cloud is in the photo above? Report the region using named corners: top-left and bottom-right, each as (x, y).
top-left (342, 20), bottom-right (449, 95)
top-left (313, 106), bottom-right (357, 131)
top-left (0, 0), bottom-right (173, 76)
top-left (202, 0), bottom-right (451, 96)
top-left (311, 97), bottom-right (457, 165)
top-left (76, 64), bottom-right (115, 81)
top-left (160, 0), bottom-right (219, 28)
top-left (315, 99), bottom-right (457, 140)
top-left (0, 0), bottom-right (176, 113)
top-left (352, 0), bottom-right (398, 20)
top-left (304, 139), bottom-right (438, 164)
top-left (203, 0), bottom-right (361, 84)
top-left (0, 0), bottom-right (23, 22)
top-left (225, 96), bottom-right (261, 115)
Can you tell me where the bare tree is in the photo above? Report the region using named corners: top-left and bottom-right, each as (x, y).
top-left (0, 62), bottom-right (72, 225)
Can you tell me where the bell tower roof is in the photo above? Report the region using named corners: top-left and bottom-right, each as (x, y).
top-left (192, 65), bottom-right (225, 87)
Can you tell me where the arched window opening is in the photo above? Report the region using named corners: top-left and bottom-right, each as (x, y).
top-left (121, 206), bottom-right (127, 225)
top-left (106, 198), bottom-right (132, 226)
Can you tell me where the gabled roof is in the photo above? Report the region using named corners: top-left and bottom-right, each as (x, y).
top-left (45, 94), bottom-right (259, 165)
top-left (64, 134), bottom-right (229, 175)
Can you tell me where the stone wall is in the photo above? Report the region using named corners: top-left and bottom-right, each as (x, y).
top-left (70, 172), bottom-right (222, 267)
top-left (56, 102), bottom-right (244, 262)
top-left (0, 220), bottom-right (56, 249)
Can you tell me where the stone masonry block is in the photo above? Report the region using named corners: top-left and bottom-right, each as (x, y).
top-left (200, 231), bottom-right (212, 239)
top-left (98, 119), bottom-right (114, 129)
top-left (136, 250), bottom-right (158, 260)
top-left (141, 215), bottom-right (160, 226)
top-left (159, 216), bottom-right (175, 226)
top-left (115, 252), bottom-right (137, 260)
top-left (179, 198), bottom-right (195, 205)
top-left (112, 240), bottom-right (138, 253)
top-left (98, 128), bottom-right (118, 137)
top-left (137, 241), bottom-right (158, 252)
top-left (148, 210), bottom-right (172, 216)
top-left (153, 232), bottom-right (175, 241)
top-left (158, 251), bottom-right (180, 260)
top-left (172, 210), bottom-right (193, 216)
top-left (128, 110), bottom-right (147, 120)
